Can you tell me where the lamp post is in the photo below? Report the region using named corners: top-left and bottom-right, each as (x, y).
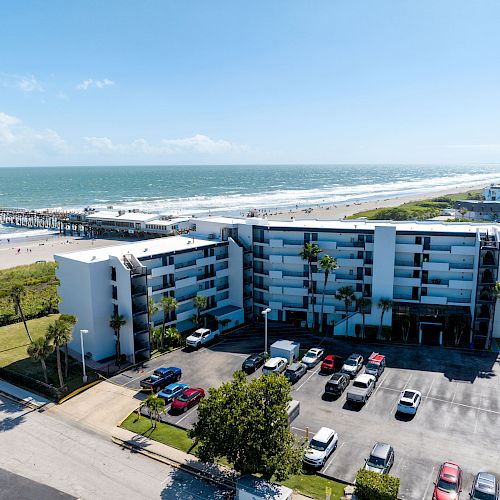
top-left (262, 308), bottom-right (271, 355)
top-left (80, 329), bottom-right (89, 383)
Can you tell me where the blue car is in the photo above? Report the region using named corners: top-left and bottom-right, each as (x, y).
top-left (158, 383), bottom-right (189, 403)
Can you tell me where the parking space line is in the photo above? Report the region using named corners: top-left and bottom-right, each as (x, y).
top-left (294, 365), bottom-right (321, 392)
top-left (387, 375), bottom-right (412, 416)
top-left (323, 442), bottom-right (345, 473)
top-left (175, 405), bottom-right (199, 426)
top-left (421, 465), bottom-right (436, 500)
top-left (371, 371), bottom-right (389, 398)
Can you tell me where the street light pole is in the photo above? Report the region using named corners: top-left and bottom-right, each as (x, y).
top-left (80, 329), bottom-right (89, 383)
top-left (262, 308), bottom-right (271, 354)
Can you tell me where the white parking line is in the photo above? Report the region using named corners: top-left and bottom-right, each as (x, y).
top-left (371, 371), bottom-right (389, 399)
top-left (175, 405), bottom-right (199, 425)
top-left (294, 365), bottom-right (321, 392)
top-left (387, 375), bottom-right (412, 416)
top-left (323, 442), bottom-right (345, 473)
top-left (421, 465), bottom-right (436, 500)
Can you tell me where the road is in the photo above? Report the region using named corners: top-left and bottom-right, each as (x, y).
top-left (0, 396), bottom-right (229, 500)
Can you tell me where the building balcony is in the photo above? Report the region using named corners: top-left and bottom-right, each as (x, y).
top-left (282, 286), bottom-right (308, 297)
top-left (175, 259), bottom-right (197, 270)
top-left (451, 245), bottom-right (476, 255)
top-left (269, 285), bottom-right (283, 294)
top-left (448, 279), bottom-right (474, 290)
top-left (197, 272), bottom-right (216, 282)
top-left (216, 253), bottom-right (229, 261)
top-left (421, 295), bottom-right (447, 305)
top-left (196, 256), bottom-right (216, 267)
top-left (177, 292), bottom-right (197, 303)
top-left (337, 241), bottom-right (364, 249)
top-left (336, 258), bottom-right (364, 268)
top-left (254, 255), bottom-right (270, 261)
top-left (150, 264), bottom-right (175, 278)
top-left (175, 276), bottom-right (197, 289)
top-left (394, 277), bottom-right (421, 287)
top-left (422, 261), bottom-right (450, 272)
top-left (132, 304), bottom-right (148, 315)
top-left (317, 240), bottom-right (337, 250)
top-left (283, 255), bottom-right (303, 265)
top-left (283, 240), bottom-right (303, 248)
top-left (395, 243), bottom-right (424, 253)
top-left (131, 285), bottom-right (147, 296)
top-left (269, 239), bottom-right (283, 247)
top-left (283, 271), bottom-right (305, 278)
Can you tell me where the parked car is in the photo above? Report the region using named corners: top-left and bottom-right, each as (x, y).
top-left (341, 354), bottom-right (364, 378)
top-left (432, 462), bottom-right (462, 500)
top-left (470, 472), bottom-right (498, 500)
top-left (241, 352), bottom-right (268, 373)
top-left (324, 373), bottom-right (350, 397)
top-left (320, 354), bottom-right (344, 374)
top-left (157, 383), bottom-right (189, 403)
top-left (139, 366), bottom-right (182, 392)
top-left (364, 352), bottom-right (386, 379)
top-left (364, 442), bottom-right (394, 474)
top-left (185, 328), bottom-right (219, 349)
top-left (262, 357), bottom-right (288, 376)
top-left (303, 427), bottom-right (338, 468)
top-left (171, 387), bottom-right (205, 413)
top-left (396, 389), bottom-right (422, 415)
top-left (346, 374), bottom-right (376, 404)
top-left (301, 348), bottom-right (325, 368)
top-left (284, 362), bottom-right (307, 383)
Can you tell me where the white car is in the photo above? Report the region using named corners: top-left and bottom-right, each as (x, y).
top-left (341, 354), bottom-right (364, 378)
top-left (303, 427), bottom-right (338, 468)
top-left (262, 357), bottom-right (288, 376)
top-left (301, 348), bottom-right (325, 368)
top-left (396, 389), bottom-right (422, 415)
top-left (185, 328), bottom-right (219, 349)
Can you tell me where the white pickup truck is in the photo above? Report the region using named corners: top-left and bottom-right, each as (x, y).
top-left (185, 328), bottom-right (220, 349)
top-left (346, 374), bottom-right (376, 405)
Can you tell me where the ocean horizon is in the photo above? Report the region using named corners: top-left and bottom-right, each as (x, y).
top-left (1, 164), bottom-right (500, 235)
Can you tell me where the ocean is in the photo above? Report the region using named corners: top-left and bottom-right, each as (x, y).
top-left (1, 164), bottom-right (499, 235)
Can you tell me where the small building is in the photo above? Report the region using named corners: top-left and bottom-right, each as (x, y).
top-left (485, 184), bottom-right (500, 201)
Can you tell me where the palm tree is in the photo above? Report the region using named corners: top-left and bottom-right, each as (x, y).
top-left (46, 320), bottom-right (71, 389)
top-left (378, 298), bottom-right (393, 340)
top-left (8, 282), bottom-right (32, 343)
top-left (109, 313), bottom-right (127, 367)
top-left (194, 295), bottom-right (208, 326)
top-left (27, 335), bottom-right (54, 384)
top-left (142, 394), bottom-right (166, 429)
top-left (165, 326), bottom-right (183, 348)
top-left (159, 296), bottom-right (178, 349)
top-left (355, 297), bottom-right (372, 339)
top-left (486, 282), bottom-right (500, 349)
top-left (300, 243), bottom-right (322, 327)
top-left (401, 315), bottom-right (411, 342)
top-left (148, 297), bottom-right (159, 339)
top-left (58, 314), bottom-right (77, 377)
top-left (335, 286), bottom-right (356, 336)
top-left (318, 255), bottom-right (338, 333)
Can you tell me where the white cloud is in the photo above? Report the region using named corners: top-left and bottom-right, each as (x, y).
top-left (84, 134), bottom-right (244, 155)
top-left (76, 78), bottom-right (115, 91)
top-left (0, 73), bottom-right (44, 92)
top-left (0, 112), bottom-right (66, 155)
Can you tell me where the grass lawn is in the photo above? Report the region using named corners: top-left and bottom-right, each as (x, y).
top-left (0, 314), bottom-right (60, 367)
top-left (120, 411), bottom-right (346, 500)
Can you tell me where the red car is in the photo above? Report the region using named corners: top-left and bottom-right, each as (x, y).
top-left (432, 462), bottom-right (462, 500)
top-left (171, 387), bottom-right (205, 413)
top-left (320, 354), bottom-right (343, 374)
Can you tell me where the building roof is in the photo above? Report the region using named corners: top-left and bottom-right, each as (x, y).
top-left (145, 217), bottom-right (191, 227)
top-left (86, 211), bottom-right (158, 222)
top-left (55, 235), bottom-right (219, 263)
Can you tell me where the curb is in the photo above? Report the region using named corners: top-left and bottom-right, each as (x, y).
top-left (58, 379), bottom-right (101, 404)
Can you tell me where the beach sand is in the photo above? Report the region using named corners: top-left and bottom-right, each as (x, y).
top-left (0, 234), bottom-right (130, 270)
top-left (266, 183), bottom-right (486, 221)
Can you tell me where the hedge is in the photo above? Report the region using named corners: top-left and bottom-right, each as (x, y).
top-left (355, 469), bottom-right (400, 500)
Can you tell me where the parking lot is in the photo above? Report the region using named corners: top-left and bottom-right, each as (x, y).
top-left (111, 323), bottom-right (500, 500)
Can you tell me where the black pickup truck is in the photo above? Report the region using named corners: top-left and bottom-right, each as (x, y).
top-left (139, 367), bottom-right (182, 392)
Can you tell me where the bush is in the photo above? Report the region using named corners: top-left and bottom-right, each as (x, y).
top-left (355, 469), bottom-right (400, 500)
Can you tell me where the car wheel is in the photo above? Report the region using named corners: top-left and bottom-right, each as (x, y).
top-left (177, 374), bottom-right (181, 382)
top-left (183, 406), bottom-right (188, 413)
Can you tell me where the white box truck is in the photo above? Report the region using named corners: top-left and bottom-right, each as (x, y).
top-left (270, 340), bottom-right (300, 364)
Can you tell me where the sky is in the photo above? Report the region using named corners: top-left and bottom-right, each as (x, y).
top-left (1, 0), bottom-right (500, 166)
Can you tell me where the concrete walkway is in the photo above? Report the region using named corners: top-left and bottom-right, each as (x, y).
top-left (0, 379), bottom-right (50, 409)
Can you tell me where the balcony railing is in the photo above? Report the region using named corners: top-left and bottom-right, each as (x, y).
top-left (131, 285), bottom-right (147, 296)
top-left (175, 260), bottom-right (197, 270)
top-left (132, 304), bottom-right (148, 315)
top-left (197, 272), bottom-right (216, 281)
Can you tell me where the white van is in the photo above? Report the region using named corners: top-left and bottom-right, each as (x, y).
top-left (262, 357), bottom-right (287, 376)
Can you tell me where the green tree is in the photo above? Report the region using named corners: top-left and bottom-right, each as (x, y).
top-left (165, 326), bottom-right (183, 348)
top-left (355, 468), bottom-right (400, 500)
top-left (300, 243), bottom-right (321, 328)
top-left (335, 286), bottom-right (356, 336)
top-left (58, 314), bottom-right (77, 377)
top-left (151, 327), bottom-right (163, 349)
top-left (159, 296), bottom-right (177, 349)
top-left (355, 297), bottom-right (372, 339)
top-left (27, 335), bottom-right (54, 384)
top-left (8, 282), bottom-right (33, 342)
top-left (377, 298), bottom-right (393, 340)
top-left (46, 320), bottom-right (71, 389)
top-left (318, 255), bottom-right (338, 333)
top-left (148, 297), bottom-right (159, 339)
top-left (109, 313), bottom-right (127, 367)
top-left (193, 295), bottom-right (208, 325)
top-left (190, 371), bottom-right (304, 481)
top-left (141, 394), bottom-right (166, 429)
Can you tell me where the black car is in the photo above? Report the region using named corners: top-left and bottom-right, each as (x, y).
top-left (324, 373), bottom-right (350, 396)
top-left (242, 352), bottom-right (268, 373)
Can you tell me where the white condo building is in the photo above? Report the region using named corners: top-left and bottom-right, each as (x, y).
top-left (56, 217), bottom-right (500, 363)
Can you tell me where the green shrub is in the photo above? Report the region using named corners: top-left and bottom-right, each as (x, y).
top-left (355, 469), bottom-right (400, 500)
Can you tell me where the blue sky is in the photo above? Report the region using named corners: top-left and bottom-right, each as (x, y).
top-left (1, 0), bottom-right (500, 166)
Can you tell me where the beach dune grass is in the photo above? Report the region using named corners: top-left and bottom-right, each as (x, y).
top-left (120, 412), bottom-right (345, 500)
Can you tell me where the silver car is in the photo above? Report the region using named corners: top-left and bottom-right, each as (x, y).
top-left (301, 348), bottom-right (325, 368)
top-left (470, 472), bottom-right (499, 500)
top-left (364, 442), bottom-right (394, 474)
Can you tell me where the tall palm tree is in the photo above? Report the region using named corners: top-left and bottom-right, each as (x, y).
top-left (109, 313), bottom-right (127, 367)
top-left (378, 298), bottom-right (393, 340)
top-left (300, 243), bottom-right (322, 327)
top-left (355, 297), bottom-right (372, 339)
top-left (335, 286), bottom-right (356, 336)
top-left (318, 255), bottom-right (338, 333)
top-left (194, 295), bottom-right (208, 325)
top-left (46, 320), bottom-right (71, 389)
top-left (9, 282), bottom-right (32, 343)
top-left (142, 394), bottom-right (166, 429)
top-left (58, 314), bottom-right (77, 377)
top-left (159, 296), bottom-right (178, 349)
top-left (401, 315), bottom-right (411, 343)
top-left (485, 282), bottom-right (500, 349)
top-left (148, 297), bottom-right (159, 339)
top-left (27, 335), bottom-right (54, 384)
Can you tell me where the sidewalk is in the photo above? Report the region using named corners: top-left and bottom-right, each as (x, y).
top-left (0, 379), bottom-right (51, 409)
top-left (112, 427), bottom-right (312, 499)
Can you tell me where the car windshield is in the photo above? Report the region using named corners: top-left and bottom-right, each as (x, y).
top-left (176, 393), bottom-right (192, 402)
top-left (366, 362), bottom-right (379, 370)
top-left (367, 455), bottom-right (385, 468)
top-left (265, 365), bottom-right (277, 371)
top-left (472, 490), bottom-right (496, 500)
top-left (309, 439), bottom-right (327, 451)
top-left (191, 332), bottom-right (203, 338)
top-left (353, 381), bottom-right (367, 388)
top-left (285, 369), bottom-right (296, 375)
top-left (163, 388), bottom-right (174, 395)
top-left (245, 357), bottom-right (257, 363)
top-left (344, 359), bottom-right (357, 366)
top-left (437, 478), bottom-right (457, 492)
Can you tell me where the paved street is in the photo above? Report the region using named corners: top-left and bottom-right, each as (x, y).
top-left (0, 396), bottom-right (229, 500)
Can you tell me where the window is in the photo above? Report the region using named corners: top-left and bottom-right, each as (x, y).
top-left (365, 267), bottom-right (372, 276)
top-left (110, 266), bottom-right (116, 281)
top-left (112, 285), bottom-right (118, 300)
top-left (113, 304), bottom-right (119, 315)
top-left (415, 236), bottom-right (422, 245)
top-left (366, 235), bottom-right (373, 243)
